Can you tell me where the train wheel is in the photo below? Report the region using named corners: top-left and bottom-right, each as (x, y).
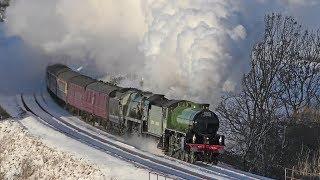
top-left (184, 153), bottom-right (189, 162)
top-left (179, 151), bottom-right (185, 161)
top-left (182, 152), bottom-right (191, 162)
top-left (167, 135), bottom-right (175, 157)
top-left (105, 121), bottom-right (111, 131)
top-left (211, 157), bottom-right (218, 165)
top-left (189, 152), bottom-right (196, 164)
top-left (204, 151), bottom-right (210, 162)
top-left (168, 135), bottom-right (180, 158)
top-left (118, 123), bottom-right (126, 135)
top-left (131, 123), bottom-right (141, 136)
top-left (210, 153), bottom-right (218, 165)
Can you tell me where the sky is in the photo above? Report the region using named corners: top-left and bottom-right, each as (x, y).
top-left (0, 0), bottom-right (320, 106)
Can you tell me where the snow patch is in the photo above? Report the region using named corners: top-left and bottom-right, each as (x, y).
top-left (0, 95), bottom-right (24, 118)
top-left (0, 96), bottom-right (152, 180)
top-left (0, 119), bottom-right (105, 179)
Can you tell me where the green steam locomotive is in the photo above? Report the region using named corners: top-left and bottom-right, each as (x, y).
top-left (46, 64), bottom-right (225, 164)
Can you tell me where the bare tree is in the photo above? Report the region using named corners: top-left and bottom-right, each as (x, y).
top-left (0, 0), bottom-right (10, 22)
top-left (217, 14), bottom-right (320, 177)
top-left (276, 20), bottom-right (320, 120)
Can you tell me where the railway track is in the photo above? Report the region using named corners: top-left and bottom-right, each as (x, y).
top-left (19, 93), bottom-right (268, 180)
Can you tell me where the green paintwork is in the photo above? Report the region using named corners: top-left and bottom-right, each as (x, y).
top-left (177, 108), bottom-right (201, 125)
top-left (166, 101), bottom-right (206, 133)
top-left (109, 87), bottom-right (210, 136)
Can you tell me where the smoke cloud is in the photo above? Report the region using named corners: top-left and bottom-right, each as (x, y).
top-left (2, 0), bottom-right (146, 93)
top-left (139, 0), bottom-right (320, 105)
top-left (1, 0), bottom-right (320, 106)
top-left (140, 1), bottom-right (248, 103)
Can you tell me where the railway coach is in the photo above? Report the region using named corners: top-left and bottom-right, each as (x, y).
top-left (56, 70), bottom-right (80, 101)
top-left (46, 64), bottom-right (70, 96)
top-left (66, 75), bottom-right (96, 112)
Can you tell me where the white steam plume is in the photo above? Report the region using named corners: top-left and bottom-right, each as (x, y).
top-left (139, 0), bottom-right (320, 106)
top-left (1, 0), bottom-right (320, 106)
top-left (140, 1), bottom-right (247, 104)
top-left (4, 0), bottom-right (146, 79)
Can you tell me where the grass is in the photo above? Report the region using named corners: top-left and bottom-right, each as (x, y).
top-left (0, 170), bottom-right (4, 180)
top-left (0, 106), bottom-right (10, 120)
top-left (0, 124), bottom-right (36, 179)
top-left (289, 148), bottom-right (320, 179)
top-left (0, 143), bottom-right (4, 179)
top-left (18, 159), bottom-right (36, 179)
top-left (0, 156), bottom-right (4, 179)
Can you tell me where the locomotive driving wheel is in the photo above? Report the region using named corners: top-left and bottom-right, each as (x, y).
top-left (118, 122), bottom-right (126, 135)
top-left (184, 153), bottom-right (189, 162)
top-left (167, 135), bottom-right (175, 156)
top-left (131, 122), bottom-right (141, 136)
top-left (179, 152), bottom-right (186, 161)
top-left (202, 152), bottom-right (218, 164)
top-left (211, 156), bottom-right (218, 165)
top-left (105, 120), bottom-right (111, 131)
top-left (167, 134), bottom-right (181, 159)
top-left (189, 151), bottom-right (196, 164)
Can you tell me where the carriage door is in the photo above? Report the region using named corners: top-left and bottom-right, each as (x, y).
top-left (148, 105), bottom-right (163, 136)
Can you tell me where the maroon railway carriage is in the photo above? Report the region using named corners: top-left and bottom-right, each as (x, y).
top-left (67, 75), bottom-right (96, 111)
top-left (85, 81), bottom-right (119, 119)
top-left (56, 70), bottom-right (81, 102)
top-left (46, 64), bottom-right (70, 95)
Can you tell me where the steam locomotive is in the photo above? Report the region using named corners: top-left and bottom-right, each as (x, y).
top-left (46, 64), bottom-right (225, 163)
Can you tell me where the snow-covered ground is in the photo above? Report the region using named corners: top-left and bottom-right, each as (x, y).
top-left (0, 95), bottom-right (24, 118)
top-left (0, 95), bottom-right (162, 180)
top-left (0, 93), bottom-right (271, 180)
top-left (0, 119), bottom-right (105, 179)
top-left (19, 116), bottom-right (151, 180)
top-left (36, 93), bottom-right (270, 179)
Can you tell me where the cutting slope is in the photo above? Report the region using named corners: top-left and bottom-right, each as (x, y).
top-left (0, 119), bottom-right (105, 179)
top-left (0, 95), bottom-right (153, 180)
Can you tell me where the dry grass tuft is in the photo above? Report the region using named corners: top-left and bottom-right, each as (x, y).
top-left (18, 159), bottom-right (36, 179)
top-left (0, 156), bottom-right (4, 180)
top-left (0, 106), bottom-right (11, 120)
top-left (291, 148), bottom-right (320, 178)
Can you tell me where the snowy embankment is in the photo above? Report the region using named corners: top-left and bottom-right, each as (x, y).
top-left (0, 119), bottom-right (105, 179)
top-left (0, 95), bottom-right (152, 180)
top-left (0, 94), bottom-right (270, 180)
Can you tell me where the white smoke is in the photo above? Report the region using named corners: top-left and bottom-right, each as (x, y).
top-left (1, 0), bottom-right (320, 106)
top-left (5, 0), bottom-right (146, 77)
top-left (140, 1), bottom-right (248, 103)
top-left (139, 0), bottom-right (320, 105)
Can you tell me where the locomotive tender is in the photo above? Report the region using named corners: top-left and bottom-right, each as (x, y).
top-left (46, 64), bottom-right (225, 163)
